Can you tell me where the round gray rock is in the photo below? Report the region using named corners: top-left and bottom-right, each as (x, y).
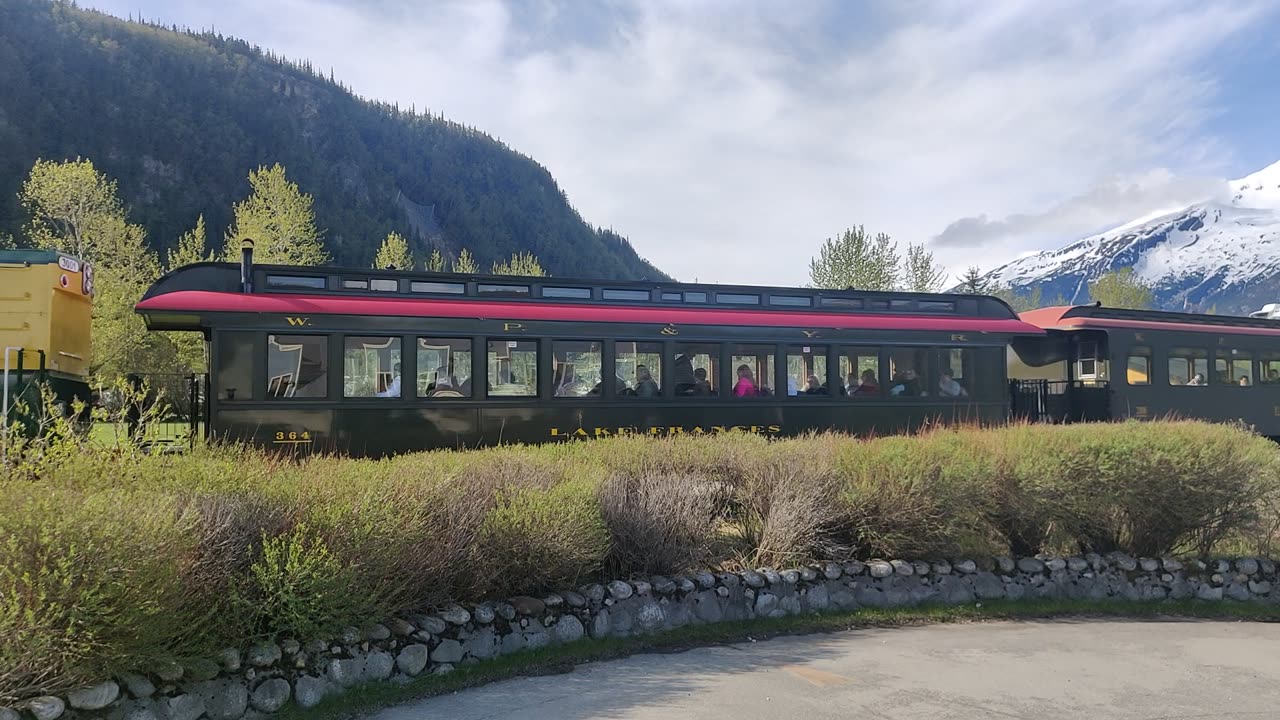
top-left (552, 615), bottom-right (586, 644)
top-left (510, 595), bottom-right (546, 616)
top-left (562, 591), bottom-right (588, 608)
top-left (1044, 558), bottom-right (1067, 572)
top-left (931, 560), bottom-right (952, 575)
top-left (418, 615), bottom-right (449, 634)
top-left (1138, 558), bottom-right (1160, 573)
top-left (246, 642), bottom-right (282, 668)
top-left (28, 697), bottom-right (65, 720)
top-left (473, 605), bottom-right (496, 624)
top-left (1237, 558), bottom-right (1260, 576)
top-left (340, 626), bottom-right (362, 645)
top-left (396, 644), bottom-right (430, 676)
top-left (188, 679), bottom-right (248, 720)
top-left (953, 559), bottom-right (977, 574)
top-left (911, 561), bottom-right (931, 576)
top-left (1016, 557), bottom-right (1046, 574)
top-left (695, 572), bottom-right (717, 589)
top-left (119, 672), bottom-right (156, 699)
top-left (1, 707), bottom-right (22, 720)
top-left (293, 676), bottom-right (329, 709)
top-left (799, 567), bottom-right (819, 582)
top-left (162, 695), bottom-right (205, 720)
top-left (636, 601), bottom-right (665, 631)
top-left (740, 570), bottom-right (766, 588)
top-left (431, 638), bottom-right (465, 664)
top-left (995, 557), bottom-right (1015, 573)
top-left (1162, 557), bottom-right (1184, 572)
top-left (868, 560), bottom-right (893, 578)
top-left (249, 679), bottom-right (290, 713)
top-left (439, 606), bottom-right (471, 626)
top-left (607, 580), bottom-right (634, 600)
top-left (363, 651), bottom-right (395, 682)
top-left (387, 618), bottom-right (415, 636)
top-left (823, 562), bottom-right (843, 580)
top-left (364, 623), bottom-right (391, 641)
top-left (890, 560), bottom-right (914, 576)
top-left (69, 681), bottom-right (120, 710)
top-left (185, 658), bottom-right (221, 682)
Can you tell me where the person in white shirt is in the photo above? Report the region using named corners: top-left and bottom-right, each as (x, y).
top-left (376, 363), bottom-right (401, 397)
top-left (938, 369), bottom-right (967, 398)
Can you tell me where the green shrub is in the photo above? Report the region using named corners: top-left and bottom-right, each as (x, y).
top-left (241, 524), bottom-right (366, 641)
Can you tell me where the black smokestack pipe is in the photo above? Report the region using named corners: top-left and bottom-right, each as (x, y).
top-left (240, 239), bottom-right (254, 294)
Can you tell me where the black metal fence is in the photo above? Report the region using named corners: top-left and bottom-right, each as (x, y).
top-left (1010, 379), bottom-right (1111, 424)
top-left (106, 373), bottom-right (207, 447)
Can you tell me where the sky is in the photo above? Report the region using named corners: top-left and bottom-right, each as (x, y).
top-left (89, 0), bottom-right (1280, 286)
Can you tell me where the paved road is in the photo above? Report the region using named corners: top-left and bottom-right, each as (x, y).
top-left (372, 619), bottom-right (1280, 720)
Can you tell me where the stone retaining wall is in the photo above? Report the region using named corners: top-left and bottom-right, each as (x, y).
top-left (8, 553), bottom-right (1277, 720)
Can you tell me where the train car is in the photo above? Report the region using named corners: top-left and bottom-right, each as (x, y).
top-left (1015, 304), bottom-right (1280, 438)
top-left (0, 249), bottom-right (94, 432)
top-left (134, 245), bottom-right (1045, 456)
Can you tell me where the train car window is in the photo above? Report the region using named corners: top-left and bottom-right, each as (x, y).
top-left (616, 341), bottom-right (663, 398)
top-left (786, 345), bottom-right (828, 396)
top-left (552, 341), bottom-right (603, 397)
top-left (342, 279), bottom-right (369, 290)
top-left (918, 300), bottom-right (956, 312)
top-left (672, 343), bottom-right (719, 396)
top-left (868, 299), bottom-right (890, 310)
top-left (1217, 350), bottom-right (1254, 387)
top-left (821, 297), bottom-right (863, 309)
top-left (477, 284), bottom-right (530, 296)
top-left (730, 345), bottom-right (775, 397)
top-left (417, 338), bottom-right (472, 398)
top-left (683, 292), bottom-right (708, 303)
top-left (410, 281), bottom-right (465, 294)
top-left (1260, 353), bottom-right (1280, 385)
top-left (770, 295), bottom-right (812, 307)
top-left (1168, 348), bottom-right (1208, 386)
top-left (1126, 347), bottom-right (1151, 385)
top-left (215, 331), bottom-right (256, 401)
top-left (887, 348), bottom-right (929, 397)
top-left (487, 340), bottom-right (537, 397)
top-left (542, 286), bottom-right (592, 300)
top-left (934, 348), bottom-right (974, 399)
top-left (717, 293), bottom-right (760, 305)
top-left (343, 336), bottom-right (403, 398)
top-left (661, 292), bottom-right (683, 302)
top-left (370, 279), bottom-right (398, 292)
top-left (602, 289), bottom-right (650, 302)
top-left (267, 335), bottom-right (328, 398)
top-left (890, 300), bottom-right (914, 311)
top-left (1077, 340), bottom-right (1099, 378)
top-left (839, 349), bottom-right (880, 397)
top-left (266, 275), bottom-right (326, 290)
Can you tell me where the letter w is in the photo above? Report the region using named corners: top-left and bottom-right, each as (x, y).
top-left (286, 317), bottom-right (309, 326)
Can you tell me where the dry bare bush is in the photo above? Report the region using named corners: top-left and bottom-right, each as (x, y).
top-left (599, 469), bottom-right (725, 576)
top-left (735, 440), bottom-right (848, 568)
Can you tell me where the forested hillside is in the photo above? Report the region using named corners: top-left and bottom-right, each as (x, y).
top-left (0, 0), bottom-right (665, 279)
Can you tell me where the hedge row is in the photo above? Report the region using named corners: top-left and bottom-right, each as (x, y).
top-left (2, 420), bottom-right (1279, 701)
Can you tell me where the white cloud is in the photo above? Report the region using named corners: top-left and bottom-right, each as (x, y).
top-left (94, 0), bottom-right (1277, 284)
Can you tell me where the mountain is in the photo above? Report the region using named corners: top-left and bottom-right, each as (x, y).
top-left (978, 160), bottom-right (1280, 314)
top-left (0, 0), bottom-right (666, 280)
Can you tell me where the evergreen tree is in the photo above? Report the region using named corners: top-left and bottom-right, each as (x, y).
top-left (902, 243), bottom-right (946, 293)
top-left (491, 251), bottom-right (545, 276)
top-left (166, 214), bottom-right (211, 269)
top-left (958, 266), bottom-right (990, 294)
top-left (1088, 268), bottom-right (1154, 309)
top-left (807, 226), bottom-right (899, 290)
top-left (451, 248), bottom-right (478, 274)
top-left (425, 248), bottom-right (446, 272)
top-left (373, 231), bottom-right (413, 270)
top-left (224, 164), bottom-right (328, 265)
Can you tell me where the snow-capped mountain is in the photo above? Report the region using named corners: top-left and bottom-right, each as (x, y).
top-left (979, 160), bottom-right (1280, 313)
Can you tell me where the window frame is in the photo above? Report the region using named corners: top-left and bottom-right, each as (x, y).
top-left (671, 342), bottom-right (721, 398)
top-left (1217, 349), bottom-right (1255, 388)
top-left (415, 337), bottom-right (474, 399)
top-left (485, 338), bottom-right (539, 399)
top-left (614, 340), bottom-right (665, 399)
top-left (550, 339), bottom-right (605, 399)
top-left (1259, 352), bottom-right (1280, 386)
top-left (266, 333), bottom-right (330, 400)
top-left (1168, 347), bottom-right (1209, 387)
top-left (785, 344), bottom-right (830, 398)
top-left (1126, 346), bottom-right (1152, 386)
top-left (839, 346), bottom-right (883, 399)
top-left (885, 346), bottom-right (931, 399)
top-left (342, 335), bottom-right (404, 399)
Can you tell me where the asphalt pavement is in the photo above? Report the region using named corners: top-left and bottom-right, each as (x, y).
top-left (371, 618), bottom-right (1280, 720)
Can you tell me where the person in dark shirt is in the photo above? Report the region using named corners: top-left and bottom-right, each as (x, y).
top-left (634, 365), bottom-right (660, 397)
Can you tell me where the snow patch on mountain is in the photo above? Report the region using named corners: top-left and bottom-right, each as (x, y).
top-left (979, 160), bottom-right (1280, 313)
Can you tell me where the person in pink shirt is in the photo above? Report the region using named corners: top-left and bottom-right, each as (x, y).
top-left (733, 364), bottom-right (757, 397)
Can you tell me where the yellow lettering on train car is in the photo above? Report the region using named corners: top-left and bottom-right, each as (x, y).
top-left (660, 325), bottom-right (679, 335)
top-left (802, 330), bottom-right (820, 338)
top-left (273, 430), bottom-right (313, 444)
top-left (951, 334), bottom-right (969, 342)
top-left (503, 322), bottom-right (524, 331)
top-left (285, 317), bottom-right (310, 326)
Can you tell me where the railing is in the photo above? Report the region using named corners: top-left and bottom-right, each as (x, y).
top-left (1010, 379), bottom-right (1111, 424)
top-left (106, 373), bottom-right (207, 448)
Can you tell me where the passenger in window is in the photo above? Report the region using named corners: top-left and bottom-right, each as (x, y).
top-left (1187, 373), bottom-right (1205, 386)
top-left (634, 365), bottom-right (660, 398)
top-left (890, 368), bottom-right (920, 396)
top-left (938, 370), bottom-right (968, 398)
top-left (374, 363), bottom-right (402, 397)
top-left (554, 366), bottom-right (584, 397)
top-left (803, 375), bottom-right (823, 395)
top-left (733, 365), bottom-right (757, 397)
top-left (429, 367), bottom-right (463, 397)
top-left (1239, 375), bottom-right (1251, 387)
top-left (693, 367), bottom-right (713, 396)
top-left (855, 369), bottom-right (880, 396)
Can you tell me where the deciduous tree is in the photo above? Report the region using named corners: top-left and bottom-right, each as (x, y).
top-left (425, 249), bottom-right (446, 272)
top-left (224, 163), bottom-right (328, 265)
top-left (167, 215), bottom-right (212, 269)
top-left (1088, 268), bottom-right (1154, 309)
top-left (807, 226), bottom-right (899, 291)
top-left (451, 248), bottom-right (478, 274)
top-left (902, 243), bottom-right (946, 293)
top-left (491, 251), bottom-right (545, 277)
top-left (373, 231), bottom-right (413, 270)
